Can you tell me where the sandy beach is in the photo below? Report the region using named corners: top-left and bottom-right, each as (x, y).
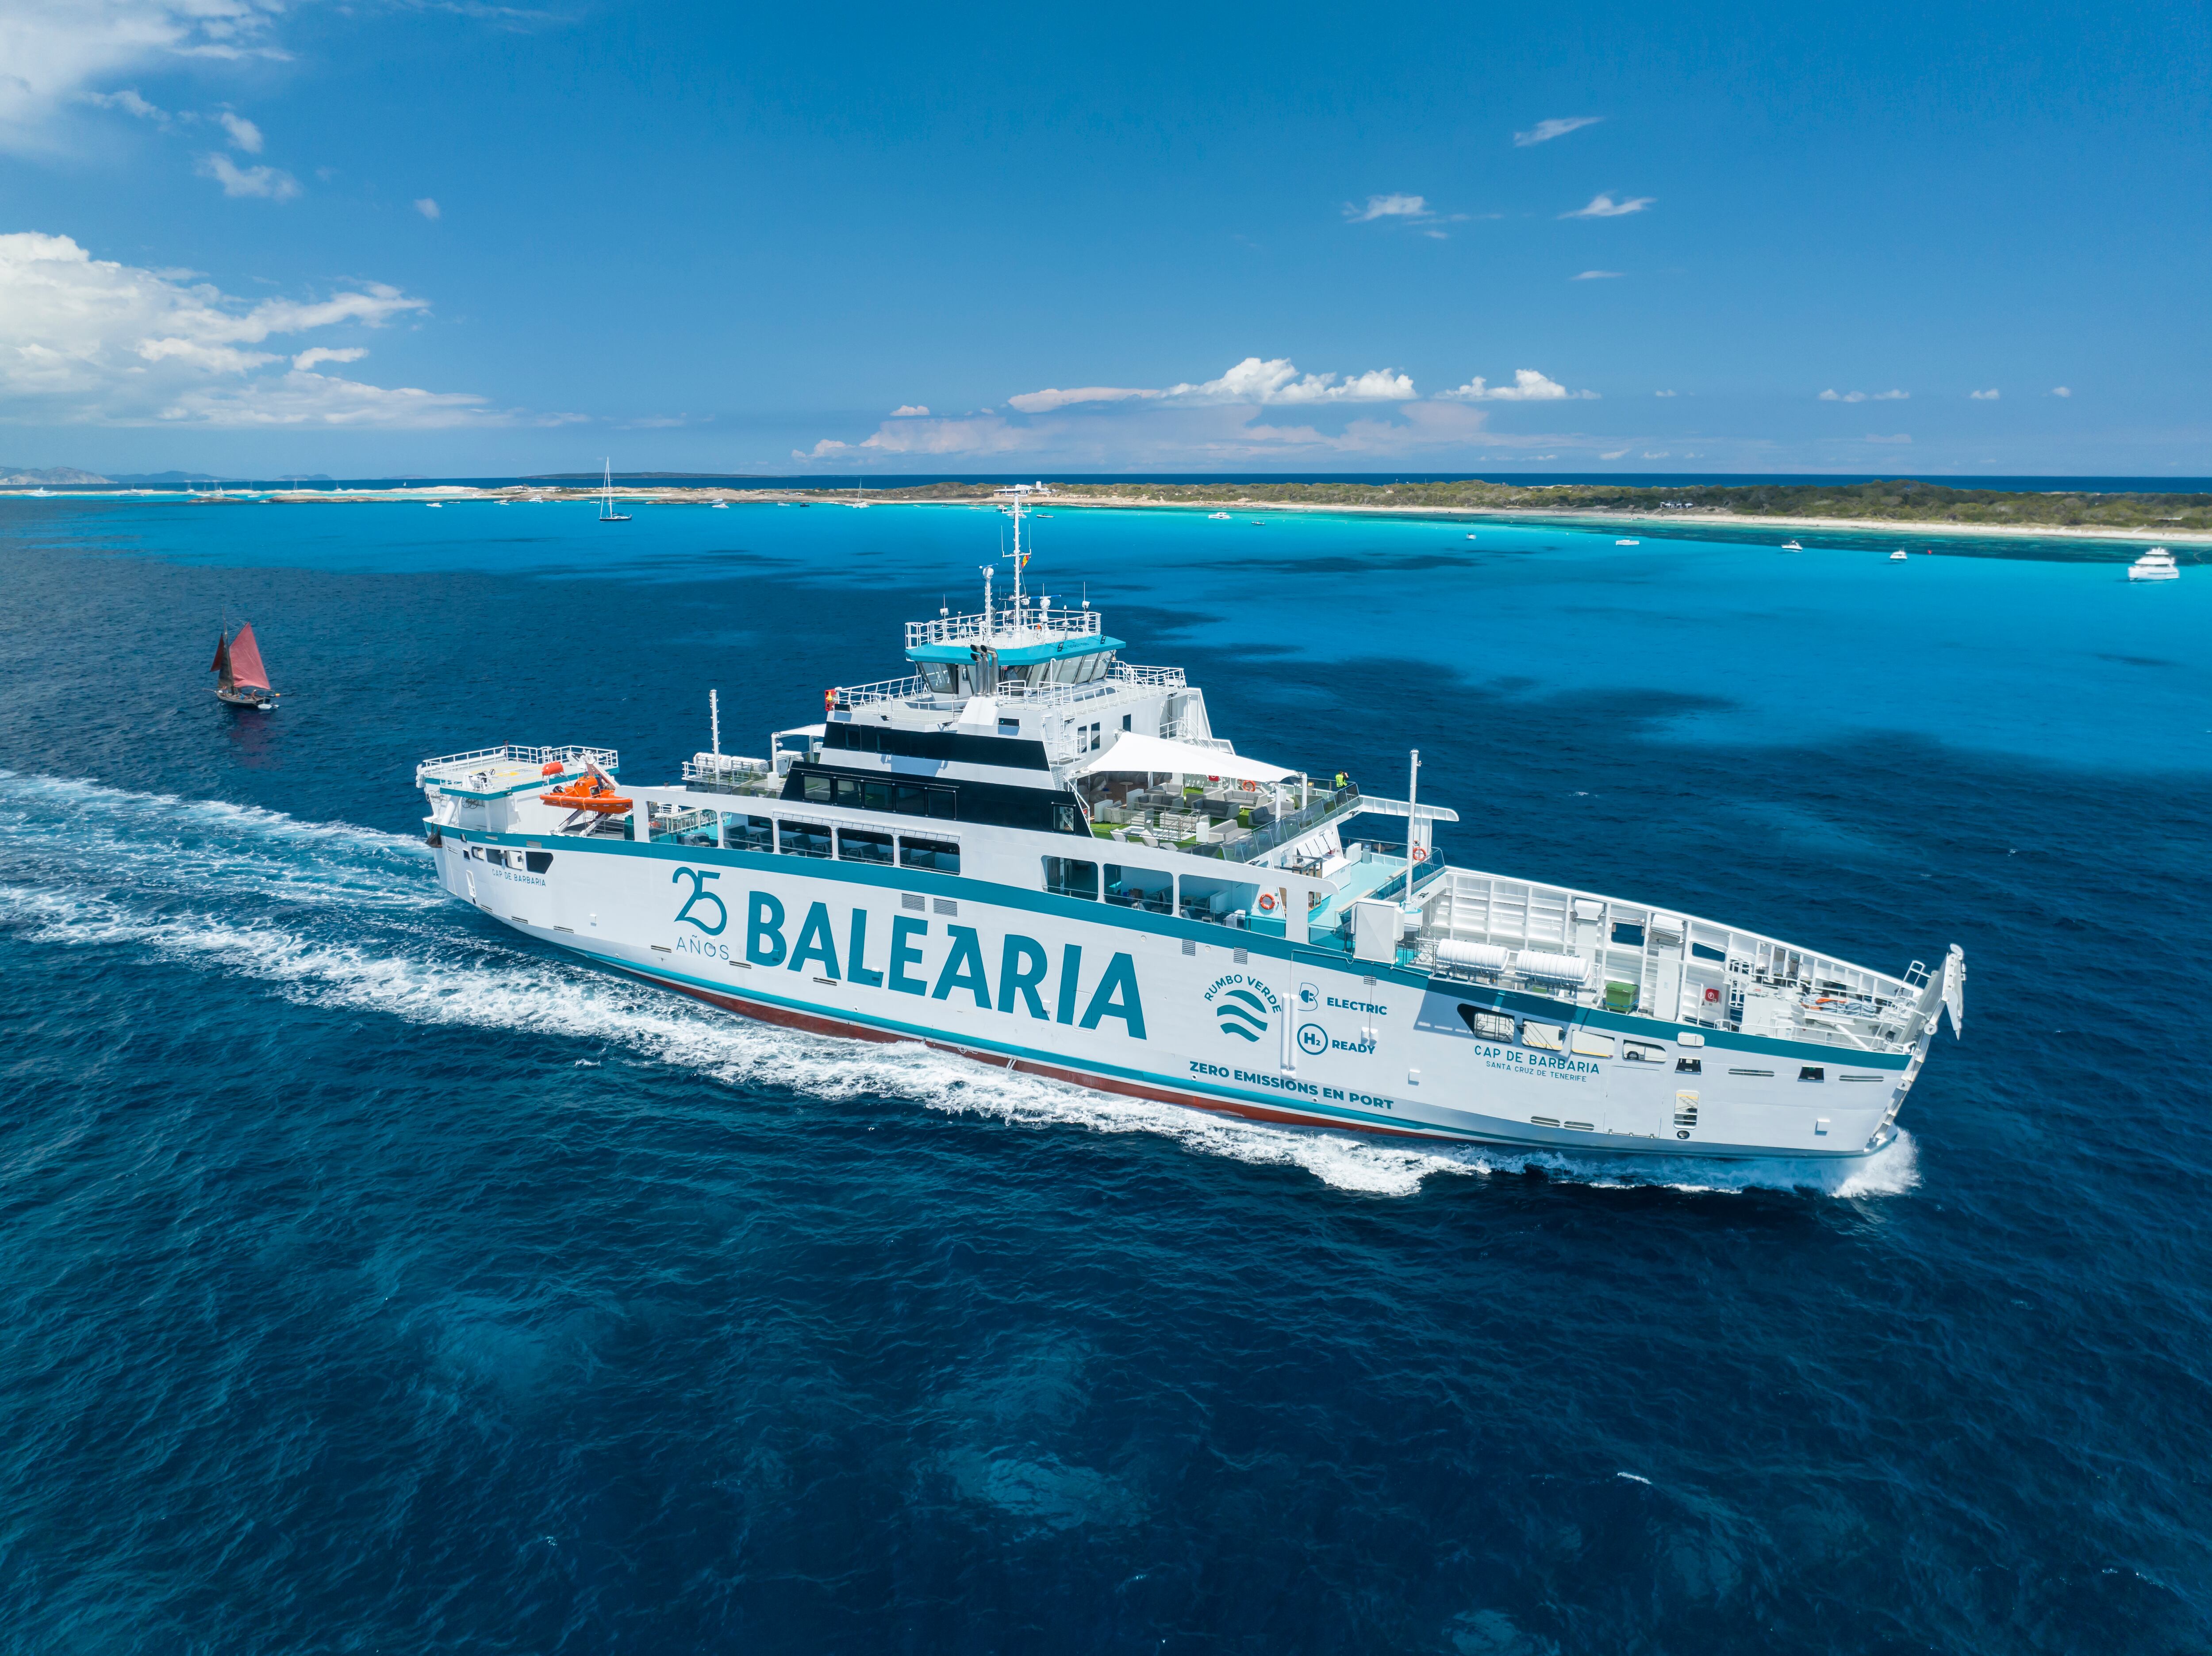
top-left (73, 483), bottom-right (2208, 548)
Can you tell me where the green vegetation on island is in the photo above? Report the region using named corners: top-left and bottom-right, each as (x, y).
top-left (1028, 478), bottom-right (2212, 532)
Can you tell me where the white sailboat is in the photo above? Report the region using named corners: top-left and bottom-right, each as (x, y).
top-left (599, 460), bottom-right (631, 523)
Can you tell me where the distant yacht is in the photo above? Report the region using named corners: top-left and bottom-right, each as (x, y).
top-left (712, 501), bottom-right (730, 509)
top-left (598, 460), bottom-right (631, 523)
top-left (1780, 540), bottom-right (1803, 551)
top-left (2128, 547), bottom-right (2180, 582)
top-left (211, 622), bottom-right (279, 710)
top-left (427, 501), bottom-right (443, 509)
top-left (1209, 511), bottom-right (1232, 520)
top-left (1615, 538), bottom-right (1640, 546)
top-left (1890, 549), bottom-right (1908, 561)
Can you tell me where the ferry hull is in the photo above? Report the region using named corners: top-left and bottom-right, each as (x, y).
top-left (439, 832), bottom-right (1920, 1162)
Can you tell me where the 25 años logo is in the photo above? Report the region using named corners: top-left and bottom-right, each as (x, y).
top-left (672, 867), bottom-right (728, 935)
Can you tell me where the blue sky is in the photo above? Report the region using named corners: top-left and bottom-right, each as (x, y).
top-left (1, 0), bottom-right (2206, 477)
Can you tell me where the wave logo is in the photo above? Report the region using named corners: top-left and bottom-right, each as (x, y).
top-left (1204, 973), bottom-right (1279, 1043)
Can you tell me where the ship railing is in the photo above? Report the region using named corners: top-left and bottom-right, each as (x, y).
top-left (1139, 783), bottom-right (1362, 864)
top-left (836, 675), bottom-right (932, 707)
top-left (681, 753), bottom-right (776, 794)
top-left (415, 743), bottom-right (618, 786)
top-left (906, 607), bottom-right (1103, 648)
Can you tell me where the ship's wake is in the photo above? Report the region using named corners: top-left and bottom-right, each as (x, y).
top-left (0, 770), bottom-right (1919, 1200)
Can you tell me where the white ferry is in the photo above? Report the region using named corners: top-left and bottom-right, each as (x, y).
top-left (414, 504), bottom-right (1963, 1161)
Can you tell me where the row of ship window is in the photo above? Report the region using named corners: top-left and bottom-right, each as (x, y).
top-left (1452, 1003), bottom-right (1877, 1081)
top-left (667, 813), bottom-right (964, 874)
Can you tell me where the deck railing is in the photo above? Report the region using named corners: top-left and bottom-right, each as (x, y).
top-left (906, 607), bottom-right (1103, 648)
top-left (415, 744), bottom-right (618, 786)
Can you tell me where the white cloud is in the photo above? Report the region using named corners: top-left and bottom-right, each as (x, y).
top-left (2051, 386), bottom-right (2072, 398)
top-left (888, 403), bottom-right (929, 417)
top-left (1561, 193), bottom-right (1653, 219)
top-left (0, 230), bottom-right (546, 428)
top-left (1437, 368), bottom-right (1597, 402)
top-left (1642, 451), bottom-right (1670, 458)
top-left (1872, 389), bottom-right (1909, 400)
top-left (1600, 448), bottom-right (1629, 460)
top-left (81, 87), bottom-right (168, 122)
top-left (414, 196), bottom-right (440, 220)
top-left (1571, 269), bottom-right (1621, 280)
top-left (1970, 388), bottom-right (2000, 399)
top-left (1820, 388), bottom-right (1909, 403)
top-left (1514, 116), bottom-right (1602, 147)
top-left (198, 151), bottom-right (298, 199)
top-left (1164, 357), bottom-right (1417, 404)
top-left (1, 0), bottom-right (292, 153)
top-left (1007, 385), bottom-right (1159, 414)
top-left (1344, 193), bottom-right (1432, 223)
top-left (1864, 433), bottom-right (1913, 444)
top-left (1654, 389), bottom-right (1676, 397)
top-left (216, 108), bottom-right (260, 152)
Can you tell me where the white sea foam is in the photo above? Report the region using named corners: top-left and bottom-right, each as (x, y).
top-left (0, 770), bottom-right (1922, 1201)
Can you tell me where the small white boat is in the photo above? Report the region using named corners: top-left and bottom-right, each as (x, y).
top-left (598, 459), bottom-right (631, 523)
top-left (1209, 512), bottom-right (1232, 520)
top-left (2128, 547), bottom-right (2180, 582)
top-left (1890, 549), bottom-right (1908, 562)
top-left (1616, 538), bottom-right (1640, 546)
top-left (1781, 540), bottom-right (1803, 551)
top-left (427, 501), bottom-right (443, 509)
top-left (1465, 533), bottom-right (1477, 540)
top-left (712, 501), bottom-right (730, 509)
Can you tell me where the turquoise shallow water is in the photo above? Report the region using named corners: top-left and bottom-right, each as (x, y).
top-left (1, 497), bottom-right (2208, 1652)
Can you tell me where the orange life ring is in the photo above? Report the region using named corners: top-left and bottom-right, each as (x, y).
top-left (1259, 891), bottom-right (1278, 912)
top-left (1411, 845), bottom-right (1429, 862)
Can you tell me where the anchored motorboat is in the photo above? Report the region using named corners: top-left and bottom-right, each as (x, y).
top-left (2128, 547), bottom-right (2180, 582)
top-left (1780, 540), bottom-right (1803, 551)
top-left (413, 497), bottom-right (1963, 1161)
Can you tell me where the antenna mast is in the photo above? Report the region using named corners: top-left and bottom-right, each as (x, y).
top-left (710, 688), bottom-right (721, 757)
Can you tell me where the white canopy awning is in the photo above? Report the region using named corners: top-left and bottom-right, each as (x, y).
top-left (1070, 732), bottom-right (1299, 786)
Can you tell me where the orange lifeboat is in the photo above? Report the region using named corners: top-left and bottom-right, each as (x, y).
top-left (541, 774), bottom-right (632, 814)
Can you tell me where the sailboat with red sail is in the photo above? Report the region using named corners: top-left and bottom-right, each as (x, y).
top-left (212, 622), bottom-right (279, 709)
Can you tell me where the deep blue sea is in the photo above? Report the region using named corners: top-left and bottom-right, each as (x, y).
top-left (2, 497), bottom-right (2208, 1654)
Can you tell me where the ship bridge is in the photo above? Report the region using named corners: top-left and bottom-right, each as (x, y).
top-left (818, 497), bottom-right (1213, 767)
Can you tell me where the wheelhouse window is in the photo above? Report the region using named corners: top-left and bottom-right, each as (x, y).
top-left (779, 821), bottom-right (833, 859)
top-left (1104, 863), bottom-right (1172, 913)
top-left (839, 827), bottom-right (894, 864)
top-left (802, 774), bottom-right (833, 804)
top-left (722, 813), bottom-right (774, 852)
top-left (899, 835), bottom-right (960, 875)
top-left (1043, 856), bottom-right (1098, 900)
